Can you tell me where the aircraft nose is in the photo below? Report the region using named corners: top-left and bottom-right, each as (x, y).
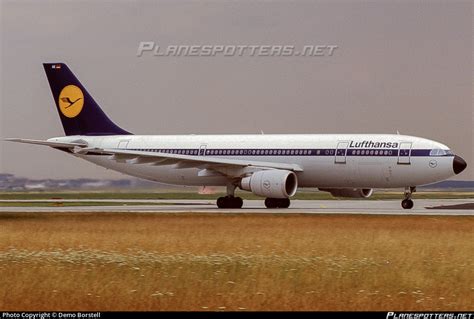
top-left (453, 155), bottom-right (467, 175)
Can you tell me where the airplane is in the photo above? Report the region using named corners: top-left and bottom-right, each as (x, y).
top-left (6, 63), bottom-right (467, 209)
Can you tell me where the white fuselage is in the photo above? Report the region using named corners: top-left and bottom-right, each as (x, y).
top-left (49, 134), bottom-right (457, 189)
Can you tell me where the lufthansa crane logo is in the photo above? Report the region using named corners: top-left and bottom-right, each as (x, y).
top-left (58, 85), bottom-right (84, 118)
top-left (263, 180), bottom-right (271, 189)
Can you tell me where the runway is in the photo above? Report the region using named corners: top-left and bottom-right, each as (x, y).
top-left (1, 198), bottom-right (473, 215)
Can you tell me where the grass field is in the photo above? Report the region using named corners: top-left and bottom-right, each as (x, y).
top-left (0, 212), bottom-right (472, 311)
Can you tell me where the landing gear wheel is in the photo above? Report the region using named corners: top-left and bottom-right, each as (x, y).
top-left (265, 198), bottom-right (277, 208)
top-left (234, 196), bottom-right (243, 208)
top-left (401, 199), bottom-right (414, 209)
top-left (217, 196), bottom-right (243, 209)
top-left (265, 198), bottom-right (291, 209)
top-left (401, 186), bottom-right (416, 210)
top-left (279, 198), bottom-right (290, 208)
top-left (217, 197), bottom-right (226, 208)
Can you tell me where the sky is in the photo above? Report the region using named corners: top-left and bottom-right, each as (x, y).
top-left (0, 0), bottom-right (472, 180)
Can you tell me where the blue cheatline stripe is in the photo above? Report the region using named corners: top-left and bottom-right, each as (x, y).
top-left (124, 148), bottom-right (454, 158)
top-left (410, 149), bottom-right (432, 156)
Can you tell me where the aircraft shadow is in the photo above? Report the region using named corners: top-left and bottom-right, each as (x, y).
top-left (426, 203), bottom-right (474, 210)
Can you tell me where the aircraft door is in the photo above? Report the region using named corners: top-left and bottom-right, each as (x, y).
top-left (117, 139), bottom-right (130, 149)
top-left (398, 142), bottom-right (412, 164)
top-left (199, 144), bottom-right (207, 156)
top-left (335, 141), bottom-right (349, 164)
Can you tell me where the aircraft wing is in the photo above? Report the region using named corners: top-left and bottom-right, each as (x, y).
top-left (5, 138), bottom-right (303, 177)
top-left (78, 147), bottom-right (304, 177)
top-left (5, 138), bottom-right (88, 148)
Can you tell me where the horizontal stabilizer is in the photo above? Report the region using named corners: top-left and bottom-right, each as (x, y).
top-left (4, 138), bottom-right (87, 148)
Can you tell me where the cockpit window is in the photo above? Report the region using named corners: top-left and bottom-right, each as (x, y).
top-left (430, 149), bottom-right (453, 156)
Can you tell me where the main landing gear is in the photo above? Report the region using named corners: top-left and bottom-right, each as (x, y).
top-left (216, 183), bottom-right (292, 209)
top-left (217, 196), bottom-right (243, 209)
top-left (401, 186), bottom-right (415, 209)
top-left (216, 184), bottom-right (243, 209)
top-left (216, 196), bottom-right (291, 209)
top-left (265, 198), bottom-right (291, 208)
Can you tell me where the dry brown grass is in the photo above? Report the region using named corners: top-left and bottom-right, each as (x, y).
top-left (0, 212), bottom-right (472, 311)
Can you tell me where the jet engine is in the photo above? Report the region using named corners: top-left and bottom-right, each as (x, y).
top-left (240, 170), bottom-right (298, 198)
top-left (319, 188), bottom-right (373, 198)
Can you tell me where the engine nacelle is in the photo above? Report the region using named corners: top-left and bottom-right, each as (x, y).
top-left (240, 170), bottom-right (298, 198)
top-left (319, 188), bottom-right (373, 198)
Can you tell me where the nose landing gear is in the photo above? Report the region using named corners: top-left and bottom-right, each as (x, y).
top-left (401, 186), bottom-right (416, 209)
